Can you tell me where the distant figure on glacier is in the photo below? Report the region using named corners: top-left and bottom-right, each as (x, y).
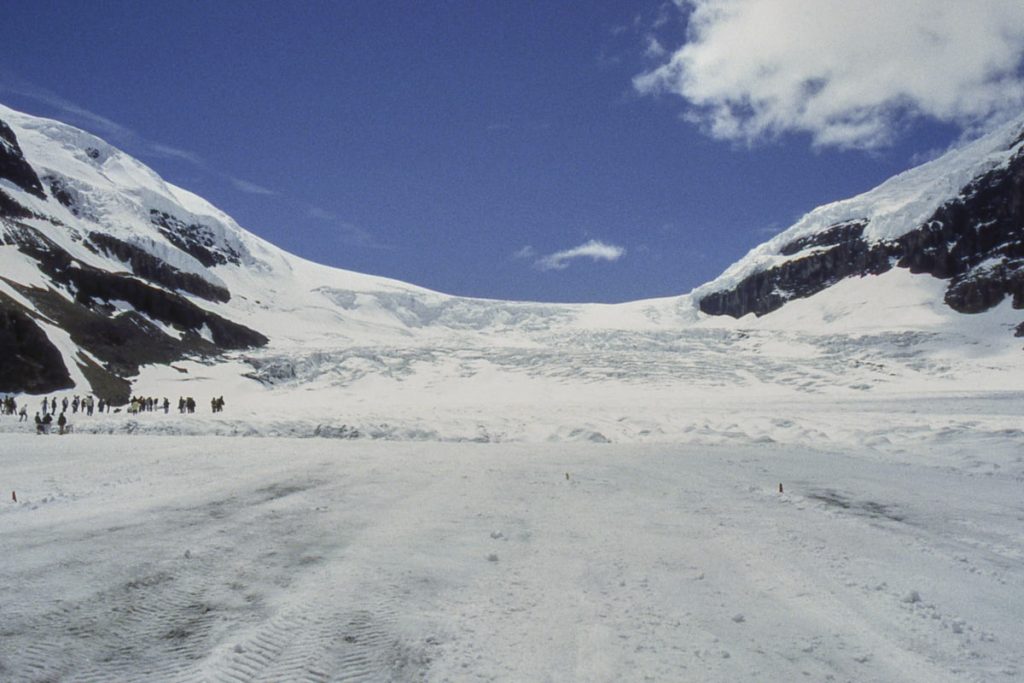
top-left (34, 412), bottom-right (44, 434)
top-left (163, 397), bottom-right (169, 414)
top-left (178, 397), bottom-right (186, 414)
top-left (185, 397), bottom-right (195, 414)
top-left (19, 405), bottom-right (27, 422)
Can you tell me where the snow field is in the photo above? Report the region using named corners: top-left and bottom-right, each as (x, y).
top-left (2, 433), bottom-right (1022, 682)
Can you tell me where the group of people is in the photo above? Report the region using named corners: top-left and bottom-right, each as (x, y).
top-left (33, 411), bottom-right (69, 435)
top-left (128, 396), bottom-right (171, 414)
top-left (0, 392), bottom-right (230, 435)
top-left (127, 396), bottom-right (225, 415)
top-left (38, 394), bottom-right (100, 416)
top-left (2, 395), bottom-right (28, 422)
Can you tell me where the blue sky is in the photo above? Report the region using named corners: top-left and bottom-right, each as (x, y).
top-left (3, 1), bottom-right (1023, 303)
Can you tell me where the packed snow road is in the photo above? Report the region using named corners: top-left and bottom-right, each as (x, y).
top-left (1, 435), bottom-right (1021, 682)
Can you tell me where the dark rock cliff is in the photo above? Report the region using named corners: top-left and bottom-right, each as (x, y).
top-left (0, 188), bottom-right (36, 220)
top-left (0, 290), bottom-right (73, 394)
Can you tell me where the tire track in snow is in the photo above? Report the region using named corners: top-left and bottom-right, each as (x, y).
top-left (8, 569), bottom-right (222, 682)
top-left (1, 476), bottom-right (363, 682)
top-left (191, 582), bottom-right (431, 682)
top-left (173, 475), bottom-right (435, 682)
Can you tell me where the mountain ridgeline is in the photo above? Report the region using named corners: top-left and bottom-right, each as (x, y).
top-left (0, 103), bottom-right (1022, 401)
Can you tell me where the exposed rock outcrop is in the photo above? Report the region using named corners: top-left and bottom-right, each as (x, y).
top-left (0, 188), bottom-right (36, 220)
top-left (0, 118), bottom-right (46, 199)
top-left (86, 232), bottom-right (231, 303)
top-left (150, 210), bottom-right (241, 268)
top-left (0, 290), bottom-right (73, 394)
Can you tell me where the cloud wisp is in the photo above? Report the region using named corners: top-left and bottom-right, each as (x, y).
top-left (517, 240), bottom-right (627, 271)
top-left (0, 75), bottom-right (206, 164)
top-left (635, 0), bottom-right (1024, 149)
top-left (305, 207), bottom-right (386, 250)
top-left (229, 177), bottom-right (279, 196)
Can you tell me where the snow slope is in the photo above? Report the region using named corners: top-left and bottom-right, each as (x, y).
top-left (2, 432), bottom-right (1022, 681)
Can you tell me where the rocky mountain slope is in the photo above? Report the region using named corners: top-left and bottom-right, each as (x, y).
top-left (693, 118), bottom-right (1024, 330)
top-left (1, 103), bottom-right (1022, 403)
top-left (1, 109), bottom-right (270, 400)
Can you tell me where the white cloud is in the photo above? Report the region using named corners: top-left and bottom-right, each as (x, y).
top-left (229, 177), bottom-right (278, 196)
top-left (535, 240), bottom-right (626, 271)
top-left (306, 206), bottom-right (335, 221)
top-left (635, 0), bottom-right (1024, 149)
top-left (147, 142), bottom-right (207, 166)
top-left (511, 245), bottom-right (536, 260)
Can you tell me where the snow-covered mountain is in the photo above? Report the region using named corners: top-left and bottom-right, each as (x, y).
top-left (1, 102), bottom-right (1022, 414)
top-left (693, 117), bottom-right (1024, 324)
